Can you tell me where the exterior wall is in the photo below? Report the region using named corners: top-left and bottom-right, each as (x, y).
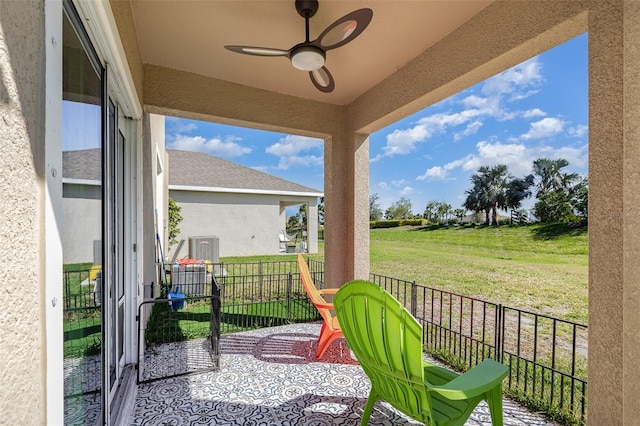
top-left (62, 183), bottom-right (102, 264)
top-left (168, 191), bottom-right (317, 258)
top-left (0, 0), bottom-right (47, 423)
top-left (588, 0), bottom-right (640, 423)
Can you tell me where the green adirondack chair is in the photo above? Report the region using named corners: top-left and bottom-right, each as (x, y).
top-left (333, 280), bottom-right (509, 426)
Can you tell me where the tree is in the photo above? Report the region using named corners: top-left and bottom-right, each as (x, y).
top-left (571, 177), bottom-right (588, 220)
top-left (168, 197), bottom-right (183, 248)
top-left (423, 200), bottom-right (439, 222)
top-left (505, 174), bottom-right (535, 210)
top-left (318, 197), bottom-right (325, 225)
top-left (463, 165), bottom-right (533, 226)
top-left (385, 196), bottom-right (413, 220)
top-left (298, 203), bottom-right (308, 228)
top-left (437, 202), bottom-right (453, 224)
top-left (533, 191), bottom-right (573, 223)
top-left (453, 208), bottom-right (466, 222)
top-left (370, 193), bottom-right (383, 221)
top-left (532, 158), bottom-right (579, 198)
top-left (463, 165), bottom-right (509, 225)
top-left (286, 214), bottom-right (301, 234)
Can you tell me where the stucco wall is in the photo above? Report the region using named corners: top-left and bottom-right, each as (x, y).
top-left (168, 190), bottom-right (308, 258)
top-left (0, 0), bottom-right (45, 422)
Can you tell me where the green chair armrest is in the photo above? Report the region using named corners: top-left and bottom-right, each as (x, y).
top-left (428, 359), bottom-right (508, 400)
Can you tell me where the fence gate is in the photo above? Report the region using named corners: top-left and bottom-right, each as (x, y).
top-left (137, 280), bottom-right (221, 384)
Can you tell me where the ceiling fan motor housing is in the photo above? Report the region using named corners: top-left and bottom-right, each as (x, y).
top-left (296, 0), bottom-right (319, 18)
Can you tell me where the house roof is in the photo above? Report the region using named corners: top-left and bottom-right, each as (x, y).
top-left (63, 148), bottom-right (322, 196)
top-left (168, 149), bottom-right (322, 196)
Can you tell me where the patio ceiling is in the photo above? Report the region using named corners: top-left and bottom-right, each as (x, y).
top-left (129, 0), bottom-right (493, 106)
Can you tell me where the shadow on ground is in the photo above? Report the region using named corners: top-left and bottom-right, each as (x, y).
top-left (530, 222), bottom-right (588, 240)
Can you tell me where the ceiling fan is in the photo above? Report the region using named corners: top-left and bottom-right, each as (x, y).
top-left (225, 0), bottom-right (373, 93)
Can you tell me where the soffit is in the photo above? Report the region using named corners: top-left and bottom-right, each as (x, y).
top-left (130, 0), bottom-right (493, 106)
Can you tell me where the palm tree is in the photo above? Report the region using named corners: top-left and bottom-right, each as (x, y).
top-left (463, 165), bottom-right (533, 225)
top-left (532, 158), bottom-right (579, 197)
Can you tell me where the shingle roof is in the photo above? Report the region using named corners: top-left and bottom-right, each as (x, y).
top-left (63, 148), bottom-right (101, 181)
top-left (167, 149), bottom-right (322, 195)
top-left (62, 148), bottom-right (322, 195)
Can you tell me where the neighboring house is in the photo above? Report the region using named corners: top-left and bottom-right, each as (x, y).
top-left (166, 148), bottom-right (323, 259)
top-left (62, 148), bottom-right (102, 264)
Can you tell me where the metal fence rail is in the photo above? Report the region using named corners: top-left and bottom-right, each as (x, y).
top-left (137, 279), bottom-right (221, 384)
top-left (370, 272), bottom-right (587, 425)
top-left (216, 261), bottom-right (320, 334)
top-left (63, 259), bottom-right (587, 424)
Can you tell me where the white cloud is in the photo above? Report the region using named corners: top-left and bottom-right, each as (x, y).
top-left (374, 57), bottom-right (549, 162)
top-left (266, 134), bottom-right (324, 170)
top-left (419, 139), bottom-right (588, 183)
top-left (482, 57), bottom-right (543, 97)
top-left (553, 144), bottom-right (589, 169)
top-left (520, 117), bottom-right (565, 140)
top-left (266, 134), bottom-right (323, 156)
top-left (568, 124), bottom-right (588, 137)
top-left (377, 182), bottom-right (389, 190)
top-left (392, 179), bottom-right (408, 187)
top-left (275, 155), bottom-right (323, 170)
top-left (168, 134), bottom-right (251, 157)
top-left (166, 117), bottom-right (197, 134)
top-left (417, 155), bottom-right (475, 181)
top-left (523, 108), bottom-right (547, 118)
top-left (453, 120), bottom-right (483, 141)
top-left (400, 186), bottom-right (414, 196)
top-left (418, 166), bottom-right (448, 181)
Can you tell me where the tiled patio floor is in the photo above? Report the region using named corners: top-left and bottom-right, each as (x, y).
top-left (130, 322), bottom-right (557, 425)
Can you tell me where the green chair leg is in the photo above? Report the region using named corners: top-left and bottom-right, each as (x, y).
top-left (361, 392), bottom-right (378, 425)
top-left (486, 386), bottom-right (504, 426)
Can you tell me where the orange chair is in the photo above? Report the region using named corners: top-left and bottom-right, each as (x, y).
top-left (297, 253), bottom-right (343, 359)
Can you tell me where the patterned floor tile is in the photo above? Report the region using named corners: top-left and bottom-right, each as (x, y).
top-left (128, 322), bottom-right (558, 425)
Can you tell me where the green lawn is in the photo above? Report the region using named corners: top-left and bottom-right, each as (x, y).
top-left (369, 223), bottom-right (588, 324)
top-left (222, 222), bottom-right (588, 324)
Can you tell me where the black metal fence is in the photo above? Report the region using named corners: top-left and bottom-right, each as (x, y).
top-left (215, 260), bottom-right (320, 333)
top-left (370, 272), bottom-right (587, 425)
top-left (137, 277), bottom-right (222, 384)
top-left (63, 269), bottom-right (102, 399)
top-left (63, 259), bottom-right (587, 424)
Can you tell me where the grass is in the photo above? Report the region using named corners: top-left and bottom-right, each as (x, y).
top-left (368, 223), bottom-right (588, 324)
top-left (220, 222), bottom-right (587, 323)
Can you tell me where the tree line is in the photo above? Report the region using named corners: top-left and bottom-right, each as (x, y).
top-left (371, 158), bottom-right (587, 225)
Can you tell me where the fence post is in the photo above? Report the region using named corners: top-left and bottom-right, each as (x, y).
top-left (258, 261), bottom-right (263, 299)
top-left (286, 273), bottom-right (292, 322)
top-left (411, 281), bottom-right (417, 317)
top-left (495, 304), bottom-right (503, 362)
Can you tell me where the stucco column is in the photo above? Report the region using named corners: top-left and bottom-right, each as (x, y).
top-left (324, 132), bottom-right (370, 288)
top-left (307, 199), bottom-right (319, 254)
top-left (588, 0), bottom-right (640, 424)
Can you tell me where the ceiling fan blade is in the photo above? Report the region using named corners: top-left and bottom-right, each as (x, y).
top-left (313, 8), bottom-right (373, 51)
top-left (309, 66), bottom-right (335, 93)
top-left (225, 45), bottom-right (290, 57)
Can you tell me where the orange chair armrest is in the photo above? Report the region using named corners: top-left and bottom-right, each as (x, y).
top-left (314, 302), bottom-right (335, 310)
top-left (319, 288), bottom-right (339, 295)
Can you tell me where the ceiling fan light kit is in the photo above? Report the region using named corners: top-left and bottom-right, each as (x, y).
top-left (225, 0), bottom-right (373, 93)
top-left (291, 45), bottom-right (325, 71)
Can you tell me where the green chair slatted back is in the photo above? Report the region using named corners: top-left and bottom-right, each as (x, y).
top-left (333, 280), bottom-right (509, 426)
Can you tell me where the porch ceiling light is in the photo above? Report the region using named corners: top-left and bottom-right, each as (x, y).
top-left (290, 45), bottom-right (325, 71)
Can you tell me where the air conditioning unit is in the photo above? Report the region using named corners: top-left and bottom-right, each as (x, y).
top-left (188, 236), bottom-right (220, 263)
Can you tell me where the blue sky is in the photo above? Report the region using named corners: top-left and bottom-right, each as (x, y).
top-left (165, 33), bottom-right (587, 216)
